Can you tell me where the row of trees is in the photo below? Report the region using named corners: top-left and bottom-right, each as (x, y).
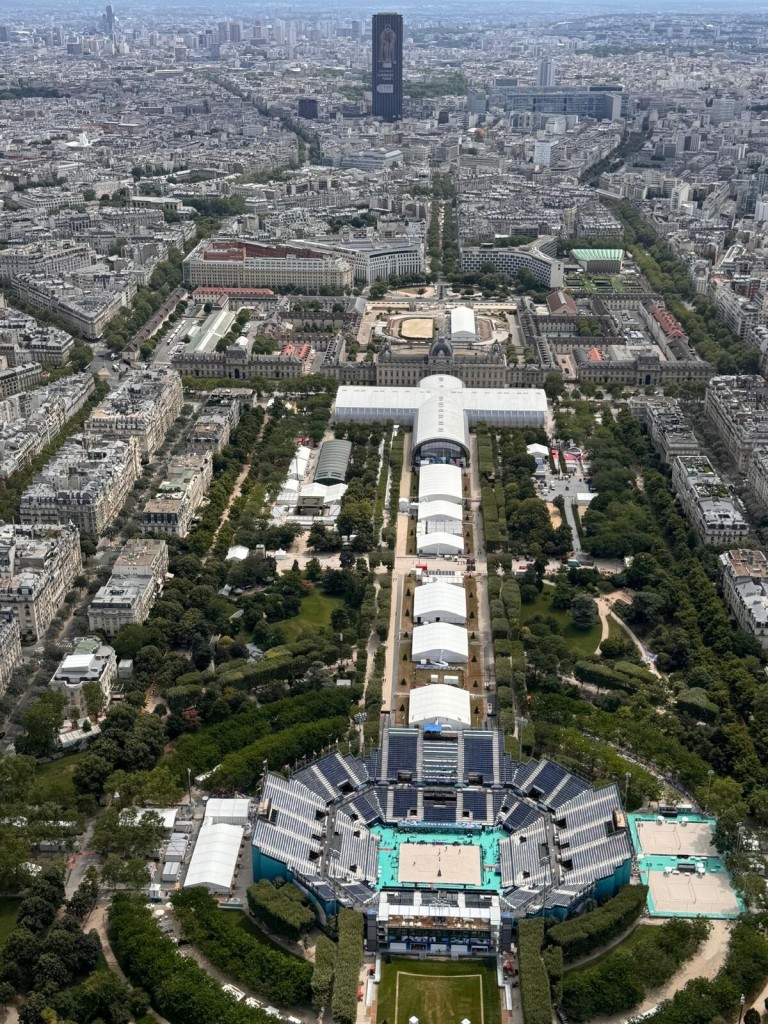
top-left (172, 889), bottom-right (312, 1006)
top-left (562, 918), bottom-right (709, 1021)
top-left (0, 865), bottom-right (114, 1020)
top-left (108, 894), bottom-right (263, 1024)
top-left (577, 409), bottom-right (768, 823)
top-left (608, 200), bottom-right (757, 375)
top-left (518, 919), bottom-right (553, 1024)
top-left (330, 910), bottom-right (363, 1024)
top-left (0, 378), bottom-right (108, 524)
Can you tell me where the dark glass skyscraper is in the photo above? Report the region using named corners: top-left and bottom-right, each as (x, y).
top-left (371, 12), bottom-right (403, 122)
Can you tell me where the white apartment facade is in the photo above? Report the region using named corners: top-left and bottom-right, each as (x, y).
top-left (88, 539), bottom-right (168, 637)
top-left (0, 523), bottom-right (83, 641)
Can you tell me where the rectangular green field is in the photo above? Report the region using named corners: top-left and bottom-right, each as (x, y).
top-left (377, 959), bottom-right (500, 1024)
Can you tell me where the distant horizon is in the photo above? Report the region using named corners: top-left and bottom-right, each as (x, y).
top-left (5, 2), bottom-right (768, 19)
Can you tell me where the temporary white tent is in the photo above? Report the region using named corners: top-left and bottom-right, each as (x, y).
top-left (416, 531), bottom-right (464, 556)
top-left (450, 305), bottom-right (477, 342)
top-left (413, 581), bottom-right (467, 625)
top-left (412, 622), bottom-right (468, 663)
top-left (204, 797), bottom-right (250, 826)
top-left (418, 463), bottom-right (463, 505)
top-left (418, 500), bottom-right (462, 523)
top-left (183, 821), bottom-right (243, 894)
top-left (409, 683), bottom-right (471, 728)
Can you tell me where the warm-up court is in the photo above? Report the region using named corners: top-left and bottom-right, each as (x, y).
top-left (628, 813), bottom-right (743, 918)
top-left (633, 818), bottom-right (716, 858)
top-left (648, 870), bottom-right (740, 917)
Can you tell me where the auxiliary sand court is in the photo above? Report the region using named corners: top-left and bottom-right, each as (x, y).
top-left (628, 813), bottom-right (743, 918)
top-left (376, 958), bottom-right (501, 1024)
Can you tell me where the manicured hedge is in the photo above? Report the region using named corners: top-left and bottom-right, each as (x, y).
top-left (246, 880), bottom-right (315, 941)
top-left (612, 661), bottom-right (658, 684)
top-left (172, 888), bottom-right (312, 1006)
top-left (574, 660), bottom-right (638, 692)
top-left (547, 885), bottom-right (648, 962)
top-left (492, 617), bottom-right (509, 640)
top-left (518, 919), bottom-right (552, 1024)
top-left (312, 934), bottom-right (336, 1012)
top-left (495, 660), bottom-right (513, 685)
top-left (330, 909), bottom-right (363, 1024)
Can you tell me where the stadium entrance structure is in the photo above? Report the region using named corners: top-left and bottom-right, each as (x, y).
top-left (251, 724), bottom-right (632, 957)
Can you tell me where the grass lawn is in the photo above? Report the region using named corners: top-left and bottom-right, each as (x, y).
top-left (0, 897), bottom-right (22, 950)
top-left (563, 923), bottom-right (651, 973)
top-left (224, 910), bottom-right (299, 956)
top-left (275, 590), bottom-right (344, 642)
top-left (31, 752), bottom-right (85, 809)
top-left (377, 958), bottom-right (500, 1024)
top-left (521, 589), bottom-right (601, 657)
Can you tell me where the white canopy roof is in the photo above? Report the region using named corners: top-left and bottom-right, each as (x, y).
top-left (416, 531), bottom-right (464, 555)
top-left (450, 305), bottom-right (476, 339)
top-left (418, 499), bottom-right (462, 523)
top-left (413, 580), bottom-right (467, 623)
top-left (183, 822), bottom-right (243, 893)
top-left (334, 376), bottom-right (547, 431)
top-left (204, 797), bottom-right (250, 825)
top-left (409, 683), bottom-right (471, 727)
top-left (412, 622), bottom-right (468, 663)
top-left (419, 463), bottom-right (463, 504)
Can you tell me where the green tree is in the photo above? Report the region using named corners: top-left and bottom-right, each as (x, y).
top-left (16, 693), bottom-right (66, 758)
top-left (544, 372), bottom-right (565, 403)
top-left (91, 807), bottom-right (164, 859)
top-left (570, 594), bottom-right (599, 631)
top-left (81, 681), bottom-right (106, 721)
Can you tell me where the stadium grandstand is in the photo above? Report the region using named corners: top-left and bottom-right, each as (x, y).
top-left (251, 725), bottom-right (632, 956)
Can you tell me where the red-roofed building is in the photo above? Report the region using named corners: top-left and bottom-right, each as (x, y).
top-left (183, 238), bottom-right (353, 291)
top-left (546, 290), bottom-right (578, 315)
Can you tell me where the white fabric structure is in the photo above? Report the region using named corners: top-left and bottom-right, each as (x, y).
top-left (418, 500), bottom-right (462, 523)
top-left (141, 808), bottom-right (178, 832)
top-left (413, 378), bottom-right (469, 460)
top-left (226, 545), bottom-right (250, 562)
top-left (416, 530), bottom-right (464, 555)
top-left (450, 305), bottom-right (477, 342)
top-left (409, 683), bottom-right (472, 728)
top-left (204, 797), bottom-right (250, 826)
top-left (527, 443), bottom-right (549, 458)
top-left (334, 376), bottom-right (547, 466)
top-left (412, 622), bottom-right (468, 663)
top-left (183, 821), bottom-right (243, 894)
top-left (419, 463), bottom-right (463, 504)
top-left (413, 581), bottom-right (467, 624)
top-left (287, 446), bottom-right (311, 481)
